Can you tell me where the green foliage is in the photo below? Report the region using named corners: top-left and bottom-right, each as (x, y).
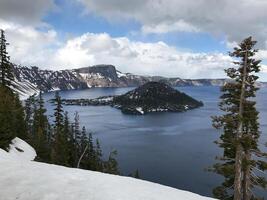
top-left (134, 170), bottom-right (140, 179)
top-left (0, 30), bottom-right (14, 87)
top-left (32, 93), bottom-right (50, 162)
top-left (51, 92), bottom-right (69, 166)
top-left (23, 92), bottom-right (120, 174)
top-left (0, 30), bottom-right (120, 176)
top-left (0, 87), bottom-right (26, 150)
top-left (212, 37), bottom-right (267, 199)
top-left (13, 92), bottom-right (27, 140)
top-left (104, 150), bottom-right (120, 175)
top-left (0, 30), bottom-right (27, 149)
top-left (0, 86), bottom-right (17, 149)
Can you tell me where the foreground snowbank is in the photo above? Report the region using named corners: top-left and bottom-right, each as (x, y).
top-left (0, 138), bottom-right (215, 200)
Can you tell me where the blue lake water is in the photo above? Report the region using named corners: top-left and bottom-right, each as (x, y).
top-left (43, 86), bottom-right (267, 198)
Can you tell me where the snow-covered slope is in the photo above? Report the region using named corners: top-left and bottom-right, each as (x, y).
top-left (12, 78), bottom-right (39, 100)
top-left (0, 138), bottom-right (215, 200)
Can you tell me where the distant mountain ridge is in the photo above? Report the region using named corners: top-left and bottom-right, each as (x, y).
top-left (12, 64), bottom-right (267, 97)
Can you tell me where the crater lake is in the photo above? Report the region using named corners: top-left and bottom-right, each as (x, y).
top-left (43, 86), bottom-right (267, 198)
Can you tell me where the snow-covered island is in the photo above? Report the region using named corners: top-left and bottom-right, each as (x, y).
top-left (62, 81), bottom-right (204, 115)
top-left (0, 138), bottom-right (215, 200)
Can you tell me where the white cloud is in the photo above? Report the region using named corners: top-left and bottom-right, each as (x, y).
top-left (0, 19), bottom-right (58, 67)
top-left (3, 26), bottom-right (233, 78)
top-left (261, 65), bottom-right (267, 73)
top-left (1, 0), bottom-right (267, 80)
top-left (56, 33), bottom-right (234, 78)
top-left (78, 0), bottom-right (267, 47)
top-left (2, 21), bottom-right (267, 80)
top-left (142, 20), bottom-right (199, 34)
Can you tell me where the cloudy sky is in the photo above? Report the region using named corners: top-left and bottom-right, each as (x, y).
top-left (1, 0), bottom-right (267, 80)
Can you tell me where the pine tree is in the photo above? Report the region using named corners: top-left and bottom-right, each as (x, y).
top-left (104, 150), bottom-right (120, 175)
top-left (95, 138), bottom-right (103, 171)
top-left (212, 37), bottom-right (267, 200)
top-left (77, 126), bottom-right (89, 168)
top-left (25, 94), bottom-right (37, 139)
top-left (134, 170), bottom-right (140, 179)
top-left (63, 111), bottom-right (76, 167)
top-left (0, 29), bottom-right (14, 87)
top-left (53, 92), bottom-right (64, 133)
top-left (0, 87), bottom-right (27, 150)
top-left (86, 132), bottom-right (95, 169)
top-left (74, 111), bottom-right (81, 142)
top-left (51, 92), bottom-right (69, 166)
top-left (13, 92), bottom-right (27, 140)
top-left (0, 86), bottom-right (16, 149)
top-left (32, 93), bottom-right (50, 162)
top-left (0, 31), bottom-right (27, 149)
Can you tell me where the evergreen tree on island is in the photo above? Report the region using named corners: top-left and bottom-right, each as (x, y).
top-left (212, 37), bottom-right (267, 200)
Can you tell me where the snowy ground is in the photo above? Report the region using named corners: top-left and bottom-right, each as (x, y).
top-left (0, 138), bottom-right (215, 200)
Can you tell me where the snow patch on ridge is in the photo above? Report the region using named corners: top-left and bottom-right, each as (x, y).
top-left (116, 70), bottom-right (127, 78)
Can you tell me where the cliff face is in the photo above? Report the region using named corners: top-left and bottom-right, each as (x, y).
top-left (14, 66), bottom-right (88, 92)
top-left (13, 64), bottom-right (267, 96)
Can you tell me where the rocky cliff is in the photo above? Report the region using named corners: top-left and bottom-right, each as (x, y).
top-left (12, 64), bottom-right (267, 97)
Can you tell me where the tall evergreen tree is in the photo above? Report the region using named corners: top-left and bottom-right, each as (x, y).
top-left (64, 111), bottom-right (77, 167)
top-left (212, 37), bottom-right (267, 200)
top-left (134, 170), bottom-right (140, 179)
top-left (0, 86), bottom-right (27, 148)
top-left (0, 29), bottom-right (14, 87)
top-left (0, 86), bottom-right (16, 149)
top-left (32, 93), bottom-right (50, 162)
top-left (104, 150), bottom-right (120, 175)
top-left (53, 92), bottom-right (64, 133)
top-left (74, 111), bottom-right (81, 142)
top-left (77, 126), bottom-right (89, 168)
top-left (13, 92), bottom-right (27, 140)
top-left (95, 138), bottom-right (103, 171)
top-left (25, 94), bottom-right (37, 139)
top-left (0, 30), bottom-right (27, 149)
top-left (51, 92), bottom-right (69, 166)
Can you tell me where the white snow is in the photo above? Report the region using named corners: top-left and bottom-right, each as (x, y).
top-left (51, 87), bottom-right (60, 91)
top-left (150, 108), bottom-right (168, 112)
top-left (98, 96), bottom-right (114, 102)
top-left (0, 137), bottom-right (36, 161)
top-left (86, 82), bottom-right (92, 88)
top-left (12, 79), bottom-right (39, 100)
top-left (79, 73), bottom-right (89, 79)
top-left (117, 71), bottom-right (127, 78)
top-left (0, 138), bottom-right (215, 200)
top-left (136, 107), bottom-right (144, 114)
top-left (80, 72), bottom-right (104, 80)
